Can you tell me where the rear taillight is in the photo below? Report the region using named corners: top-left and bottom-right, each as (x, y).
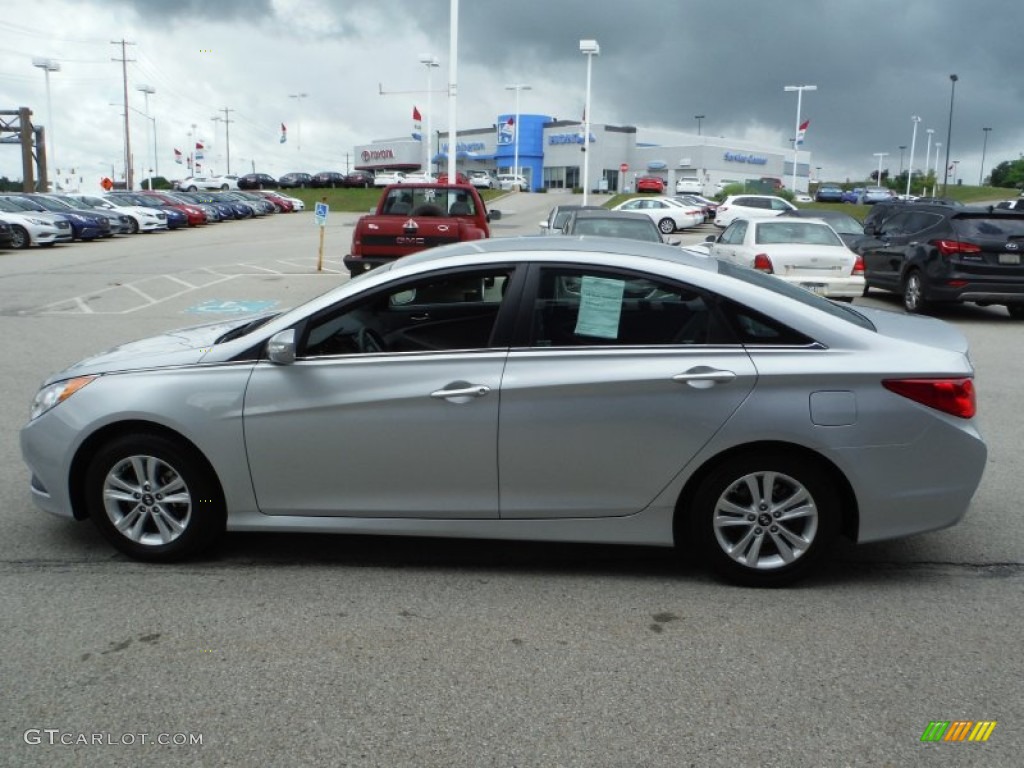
top-left (753, 253), bottom-right (774, 273)
top-left (853, 255), bottom-right (864, 275)
top-left (882, 378), bottom-right (976, 418)
top-left (932, 239), bottom-right (982, 256)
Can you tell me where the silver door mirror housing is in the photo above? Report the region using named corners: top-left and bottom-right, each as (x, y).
top-left (267, 329), bottom-right (296, 365)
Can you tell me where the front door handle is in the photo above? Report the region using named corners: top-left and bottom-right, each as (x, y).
top-left (673, 367), bottom-right (736, 389)
top-left (430, 384), bottom-right (491, 400)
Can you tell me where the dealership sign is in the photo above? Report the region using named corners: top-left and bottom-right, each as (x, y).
top-left (549, 132), bottom-right (596, 145)
top-left (362, 148), bottom-right (396, 162)
top-left (724, 151), bottom-right (768, 165)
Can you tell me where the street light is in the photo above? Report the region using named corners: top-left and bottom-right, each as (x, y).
top-left (580, 39), bottom-right (599, 205)
top-left (873, 152), bottom-right (889, 188)
top-left (136, 84), bottom-right (156, 189)
top-left (418, 55), bottom-right (439, 172)
top-left (784, 84), bottom-right (816, 193)
top-left (980, 127), bottom-right (992, 185)
top-left (288, 92), bottom-right (308, 151)
top-left (924, 128), bottom-right (934, 181)
top-left (906, 115), bottom-right (920, 197)
top-left (694, 114), bottom-right (705, 136)
top-left (943, 74), bottom-right (958, 194)
top-left (32, 57), bottom-right (61, 190)
top-left (505, 83), bottom-right (531, 189)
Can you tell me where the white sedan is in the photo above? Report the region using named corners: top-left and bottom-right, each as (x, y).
top-left (612, 197), bottom-right (703, 234)
top-left (374, 171), bottom-right (406, 187)
top-left (176, 176), bottom-right (238, 191)
top-left (707, 216), bottom-right (864, 299)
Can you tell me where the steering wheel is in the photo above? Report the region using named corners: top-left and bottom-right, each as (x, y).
top-left (356, 327), bottom-right (386, 353)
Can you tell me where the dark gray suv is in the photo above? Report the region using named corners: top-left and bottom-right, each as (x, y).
top-left (858, 205), bottom-right (1024, 317)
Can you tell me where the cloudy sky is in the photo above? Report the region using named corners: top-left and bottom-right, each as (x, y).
top-left (2, 0), bottom-right (1022, 189)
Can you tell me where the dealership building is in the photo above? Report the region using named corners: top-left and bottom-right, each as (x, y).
top-left (353, 114), bottom-right (814, 193)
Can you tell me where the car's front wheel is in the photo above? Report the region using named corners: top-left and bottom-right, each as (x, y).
top-left (10, 225), bottom-right (30, 249)
top-left (902, 270), bottom-right (928, 313)
top-left (658, 218), bottom-right (675, 234)
top-left (84, 434), bottom-right (225, 562)
top-left (687, 451), bottom-right (839, 587)
top-left (1008, 304), bottom-right (1024, 320)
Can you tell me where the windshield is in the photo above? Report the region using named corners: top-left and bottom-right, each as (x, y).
top-left (717, 260), bottom-right (875, 330)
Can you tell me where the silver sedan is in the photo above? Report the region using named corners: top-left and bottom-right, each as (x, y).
top-left (20, 237), bottom-right (987, 586)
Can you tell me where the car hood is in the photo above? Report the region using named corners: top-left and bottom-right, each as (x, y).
top-left (49, 316), bottom-right (270, 382)
top-left (853, 306), bottom-right (969, 355)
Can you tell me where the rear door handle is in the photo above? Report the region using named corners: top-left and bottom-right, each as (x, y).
top-left (430, 384), bottom-right (491, 400)
top-left (673, 367), bottom-right (736, 388)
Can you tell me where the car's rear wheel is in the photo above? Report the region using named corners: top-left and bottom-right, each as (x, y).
top-left (658, 218), bottom-right (675, 234)
top-left (10, 225), bottom-right (30, 249)
top-left (127, 217), bottom-right (140, 234)
top-left (687, 451), bottom-right (839, 587)
top-left (186, 185), bottom-right (197, 192)
top-left (1008, 304), bottom-right (1024, 320)
top-left (84, 434), bottom-right (225, 562)
top-left (902, 270), bottom-right (928, 313)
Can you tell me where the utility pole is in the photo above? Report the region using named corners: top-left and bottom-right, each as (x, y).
top-left (219, 107), bottom-right (235, 174)
top-left (111, 39), bottom-right (136, 189)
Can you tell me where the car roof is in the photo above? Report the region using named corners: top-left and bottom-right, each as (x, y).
top-left (569, 209), bottom-right (656, 222)
top-left (395, 234), bottom-right (718, 272)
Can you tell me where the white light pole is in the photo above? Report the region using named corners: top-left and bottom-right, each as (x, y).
top-left (873, 152), bottom-right (889, 189)
top-left (924, 128), bottom-right (934, 182)
top-left (419, 55), bottom-right (439, 173)
top-left (136, 84), bottom-right (156, 189)
top-left (446, 0), bottom-right (459, 185)
top-left (580, 39), bottom-right (600, 205)
top-left (980, 127), bottom-right (992, 186)
top-left (505, 83), bottom-right (531, 189)
top-left (932, 142), bottom-right (941, 194)
top-left (784, 84), bottom-right (816, 193)
top-left (32, 57), bottom-right (61, 190)
top-left (906, 115), bottom-right (921, 197)
top-left (288, 92), bottom-right (308, 151)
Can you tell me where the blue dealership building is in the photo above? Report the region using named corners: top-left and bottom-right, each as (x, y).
top-left (353, 114), bottom-right (813, 193)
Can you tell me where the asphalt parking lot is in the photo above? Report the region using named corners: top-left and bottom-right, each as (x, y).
top-left (2, 195), bottom-right (1021, 766)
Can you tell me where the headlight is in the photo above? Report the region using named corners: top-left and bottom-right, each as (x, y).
top-left (27, 217), bottom-right (50, 226)
top-left (30, 376), bottom-right (96, 420)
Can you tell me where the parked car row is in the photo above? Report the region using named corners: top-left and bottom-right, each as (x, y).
top-left (0, 189), bottom-right (304, 250)
top-left (705, 194), bottom-right (1024, 318)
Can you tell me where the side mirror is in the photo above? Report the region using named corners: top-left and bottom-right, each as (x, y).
top-left (864, 224), bottom-right (878, 236)
top-left (704, 234), bottom-right (717, 243)
top-left (267, 329), bottom-right (296, 365)
top-left (667, 237), bottom-right (681, 246)
top-left (489, 209), bottom-right (501, 221)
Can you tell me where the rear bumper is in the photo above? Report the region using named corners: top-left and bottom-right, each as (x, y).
top-left (927, 276), bottom-right (1024, 305)
top-left (781, 275), bottom-right (865, 298)
top-left (344, 256), bottom-right (393, 274)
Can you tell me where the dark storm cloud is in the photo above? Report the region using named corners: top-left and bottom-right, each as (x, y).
top-left (368, 0), bottom-right (1024, 181)
top-left (110, 0), bottom-right (276, 21)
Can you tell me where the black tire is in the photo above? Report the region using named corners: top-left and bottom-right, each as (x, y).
top-left (84, 433), bottom-right (225, 562)
top-left (658, 217), bottom-right (675, 235)
top-left (861, 283), bottom-right (871, 297)
top-left (186, 185), bottom-right (197, 192)
top-left (686, 450), bottom-right (840, 587)
top-left (220, 184), bottom-right (229, 191)
top-left (1008, 305), bottom-right (1024, 320)
top-left (10, 225), bottom-right (30, 249)
top-left (902, 269), bottom-right (928, 313)
top-left (128, 217), bottom-right (140, 234)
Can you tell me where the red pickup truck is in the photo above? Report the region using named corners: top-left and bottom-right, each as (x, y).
top-left (344, 184), bottom-right (501, 274)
